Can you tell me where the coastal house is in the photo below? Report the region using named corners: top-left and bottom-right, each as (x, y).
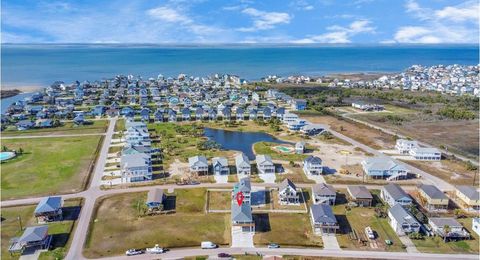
top-left (231, 203), bottom-right (255, 233)
top-left (140, 108), bottom-right (150, 121)
top-left (429, 218), bottom-right (470, 240)
top-left (312, 183), bottom-right (336, 205)
top-left (8, 226), bottom-right (51, 255)
top-left (233, 177), bottom-right (251, 205)
top-left (381, 184), bottom-right (412, 207)
top-left (16, 120), bottom-right (35, 130)
top-left (146, 188), bottom-right (165, 212)
top-left (292, 99), bottom-right (307, 110)
top-left (34, 196), bottom-right (63, 223)
top-left (351, 101), bottom-right (384, 111)
top-left (347, 185), bottom-right (373, 207)
top-left (473, 218), bottom-right (480, 236)
top-left (295, 141), bottom-right (305, 154)
top-left (303, 156), bottom-right (323, 175)
top-left (418, 184), bottom-right (449, 211)
top-left (212, 157), bottom-right (229, 175)
top-left (256, 155), bottom-right (275, 174)
top-left (181, 107), bottom-right (191, 121)
top-left (120, 153), bottom-right (152, 182)
top-left (287, 119), bottom-right (307, 131)
top-left (189, 156), bottom-right (209, 175)
top-left (395, 139), bottom-right (418, 154)
top-left (361, 157), bottom-right (408, 180)
top-left (300, 124), bottom-right (325, 136)
top-left (455, 186), bottom-right (480, 211)
top-left (388, 204), bottom-right (421, 235)
top-left (235, 107), bottom-right (245, 121)
top-left (409, 147), bottom-right (442, 161)
top-left (235, 153), bottom-right (251, 175)
top-left (278, 178), bottom-right (300, 205)
top-left (121, 107), bottom-right (135, 117)
top-left (310, 204), bottom-right (339, 235)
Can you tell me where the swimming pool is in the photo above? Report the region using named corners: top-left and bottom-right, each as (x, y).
top-left (275, 146), bottom-right (295, 153)
top-left (0, 152), bottom-right (16, 161)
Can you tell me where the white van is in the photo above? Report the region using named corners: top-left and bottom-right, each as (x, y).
top-left (365, 226), bottom-right (375, 239)
top-left (201, 241), bottom-right (217, 249)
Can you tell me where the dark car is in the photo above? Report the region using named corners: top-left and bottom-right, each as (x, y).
top-left (267, 243), bottom-right (280, 248)
top-left (218, 253), bottom-right (231, 258)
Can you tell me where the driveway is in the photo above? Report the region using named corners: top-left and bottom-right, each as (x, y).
top-left (399, 235), bottom-right (419, 253)
top-left (259, 174), bottom-right (276, 184)
top-left (231, 226), bottom-right (254, 248)
top-left (214, 175), bottom-right (229, 184)
top-left (322, 234), bottom-right (340, 250)
top-left (305, 174), bottom-right (326, 184)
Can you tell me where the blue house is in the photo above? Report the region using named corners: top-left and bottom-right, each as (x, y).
top-left (121, 107), bottom-right (135, 117)
top-left (145, 188), bottom-right (165, 212)
top-left (92, 105), bottom-right (105, 117)
top-left (73, 114), bottom-right (85, 125)
top-left (140, 108), bottom-right (150, 121)
top-left (34, 196), bottom-right (63, 222)
top-left (36, 119), bottom-right (54, 128)
top-left (361, 157), bottom-right (408, 180)
top-left (292, 99), bottom-right (307, 111)
top-left (16, 120), bottom-right (35, 130)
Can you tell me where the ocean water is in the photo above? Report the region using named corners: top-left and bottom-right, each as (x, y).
top-left (1, 44), bottom-right (478, 87)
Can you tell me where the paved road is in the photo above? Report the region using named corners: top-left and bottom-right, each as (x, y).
top-left (98, 247), bottom-right (478, 260)
top-left (1, 133), bottom-right (106, 139)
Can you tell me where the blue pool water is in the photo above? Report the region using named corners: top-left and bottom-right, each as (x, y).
top-left (0, 152), bottom-right (16, 161)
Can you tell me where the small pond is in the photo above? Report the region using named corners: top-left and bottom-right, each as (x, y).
top-left (204, 128), bottom-right (291, 160)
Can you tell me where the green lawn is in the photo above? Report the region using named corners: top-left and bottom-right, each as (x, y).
top-left (1, 136), bottom-right (102, 200)
top-left (332, 205), bottom-right (405, 252)
top-left (84, 189), bottom-right (231, 258)
top-left (253, 213), bottom-right (322, 247)
top-left (411, 218), bottom-right (479, 254)
top-left (208, 190), bottom-right (231, 211)
top-left (2, 120), bottom-right (108, 137)
top-left (1, 199), bottom-right (82, 260)
top-left (253, 142), bottom-right (308, 162)
top-left (114, 119), bottom-right (125, 132)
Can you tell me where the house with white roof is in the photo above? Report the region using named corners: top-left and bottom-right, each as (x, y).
top-left (409, 147), bottom-right (442, 161)
top-left (256, 155), bottom-right (275, 174)
top-left (120, 153), bottom-right (152, 182)
top-left (395, 139), bottom-right (418, 154)
top-left (361, 157), bottom-right (408, 180)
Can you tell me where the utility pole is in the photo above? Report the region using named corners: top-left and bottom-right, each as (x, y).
top-left (17, 216), bottom-right (23, 231)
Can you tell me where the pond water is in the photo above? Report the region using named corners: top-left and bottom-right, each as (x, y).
top-left (0, 152), bottom-right (16, 161)
top-left (204, 128), bottom-right (291, 160)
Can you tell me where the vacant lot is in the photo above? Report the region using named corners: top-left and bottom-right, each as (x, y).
top-left (208, 190), bottom-right (231, 211)
top-left (412, 218), bottom-right (479, 254)
top-left (352, 113), bottom-right (479, 160)
top-left (2, 120), bottom-right (108, 137)
top-left (332, 205), bottom-right (405, 252)
top-left (1, 136), bottom-right (102, 200)
top-left (253, 213), bottom-right (322, 247)
top-left (84, 189), bottom-right (230, 258)
top-left (1, 199), bottom-right (82, 260)
top-left (300, 115), bottom-right (396, 150)
top-left (404, 160), bottom-right (479, 186)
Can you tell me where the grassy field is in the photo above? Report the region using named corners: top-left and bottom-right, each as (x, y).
top-left (402, 159), bottom-right (479, 186)
top-left (149, 123), bottom-right (236, 167)
top-left (411, 218), bottom-right (479, 254)
top-left (253, 213), bottom-right (322, 247)
top-left (1, 199), bottom-right (82, 260)
top-left (300, 115), bottom-right (396, 150)
top-left (1, 136), bottom-right (102, 200)
top-left (114, 119), bottom-right (125, 132)
top-left (84, 189), bottom-right (231, 258)
top-left (2, 120), bottom-right (108, 137)
top-left (207, 190), bottom-right (231, 210)
top-left (332, 204), bottom-right (405, 252)
top-left (253, 142), bottom-right (308, 162)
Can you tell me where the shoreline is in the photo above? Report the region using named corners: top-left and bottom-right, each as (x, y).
top-left (1, 84), bottom-right (44, 92)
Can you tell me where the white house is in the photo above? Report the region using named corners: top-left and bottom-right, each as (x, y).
top-left (235, 153), bottom-right (251, 175)
top-left (189, 156), bottom-right (208, 175)
top-left (295, 141), bottom-right (305, 154)
top-left (395, 139), bottom-right (418, 154)
top-left (409, 147), bottom-right (442, 161)
top-left (429, 218), bottom-right (470, 240)
top-left (381, 184), bottom-right (412, 207)
top-left (312, 183), bottom-right (336, 205)
top-left (120, 153), bottom-right (152, 182)
top-left (303, 156), bottom-right (323, 175)
top-left (361, 157), bottom-right (408, 180)
top-left (278, 179), bottom-right (299, 205)
top-left (472, 218), bottom-right (480, 236)
top-left (388, 204), bottom-right (421, 235)
top-left (256, 155), bottom-right (275, 174)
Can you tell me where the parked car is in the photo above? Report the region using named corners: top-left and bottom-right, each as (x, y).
top-left (125, 249), bottom-right (143, 256)
top-left (267, 243), bottom-right (280, 248)
top-left (365, 226), bottom-right (375, 239)
top-left (201, 241), bottom-right (217, 249)
top-left (218, 253), bottom-right (231, 258)
top-left (146, 244), bottom-right (164, 254)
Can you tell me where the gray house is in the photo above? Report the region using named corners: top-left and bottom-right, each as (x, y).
top-left (312, 183), bottom-right (336, 205)
top-left (310, 204), bottom-right (339, 235)
top-left (256, 154), bottom-right (275, 174)
top-left (231, 203), bottom-right (255, 232)
top-left (212, 157), bottom-right (229, 175)
top-left (9, 226), bottom-right (51, 255)
top-left (429, 218), bottom-right (470, 240)
top-left (347, 185), bottom-right (373, 207)
top-left (189, 156), bottom-right (208, 175)
top-left (361, 157), bottom-right (408, 180)
top-left (120, 153), bottom-right (152, 182)
top-left (235, 153), bottom-right (251, 175)
top-left (146, 188), bottom-right (165, 212)
top-left (278, 178), bottom-right (300, 205)
top-left (388, 204), bottom-right (421, 235)
top-left (418, 184), bottom-right (449, 211)
top-left (303, 156), bottom-right (323, 175)
top-left (381, 184), bottom-right (412, 207)
top-left (34, 196), bottom-right (63, 223)
top-left (233, 177), bottom-right (251, 205)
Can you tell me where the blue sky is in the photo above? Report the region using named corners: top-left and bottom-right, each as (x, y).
top-left (2, 0), bottom-right (479, 44)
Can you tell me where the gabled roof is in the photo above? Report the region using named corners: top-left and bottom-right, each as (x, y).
top-left (35, 196), bottom-right (62, 214)
top-left (312, 183), bottom-right (336, 196)
top-left (347, 186), bottom-right (373, 200)
top-left (147, 188), bottom-right (164, 204)
top-left (362, 157), bottom-right (406, 172)
top-left (456, 186), bottom-right (480, 200)
top-left (389, 204), bottom-right (420, 226)
top-left (383, 184), bottom-right (411, 201)
top-left (231, 203), bottom-right (253, 222)
top-left (280, 178), bottom-right (297, 192)
top-left (256, 154), bottom-right (273, 165)
top-left (18, 225), bottom-right (48, 243)
top-left (212, 157), bottom-right (228, 167)
top-left (189, 155), bottom-right (208, 167)
top-left (429, 217), bottom-right (463, 228)
top-left (233, 177), bottom-right (251, 194)
top-left (419, 184), bottom-right (447, 200)
top-left (311, 204), bottom-right (337, 224)
top-left (304, 155), bottom-right (322, 165)
top-left (235, 153), bottom-right (250, 167)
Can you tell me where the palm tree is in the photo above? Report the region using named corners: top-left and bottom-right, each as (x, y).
top-left (443, 225), bottom-right (451, 242)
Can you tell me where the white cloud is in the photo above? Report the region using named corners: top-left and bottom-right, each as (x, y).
top-left (293, 19), bottom-right (375, 43)
top-left (147, 7), bottom-right (192, 23)
top-left (238, 8), bottom-right (291, 32)
top-left (290, 0), bottom-right (314, 11)
top-left (389, 0), bottom-right (479, 43)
